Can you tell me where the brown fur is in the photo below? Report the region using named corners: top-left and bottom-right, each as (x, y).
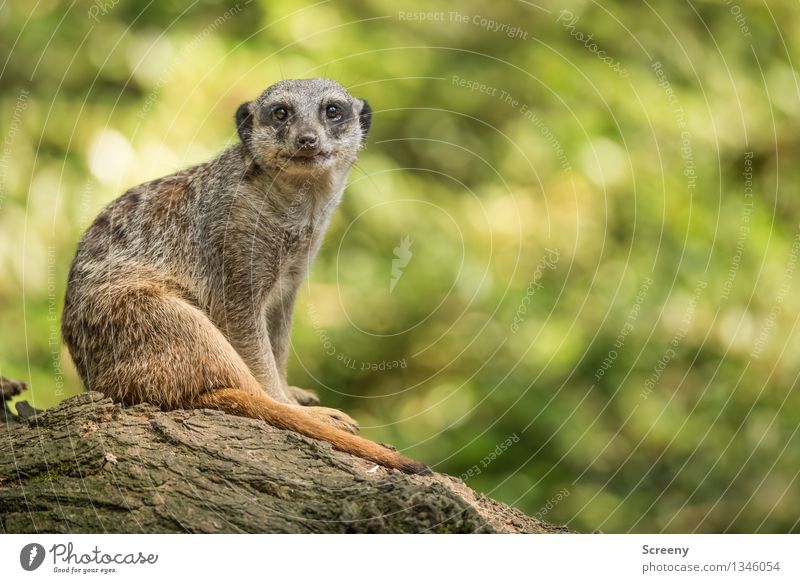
top-left (191, 388), bottom-right (426, 473)
top-left (62, 79), bottom-right (428, 474)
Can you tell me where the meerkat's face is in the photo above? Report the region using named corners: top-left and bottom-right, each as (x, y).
top-left (235, 78), bottom-right (371, 176)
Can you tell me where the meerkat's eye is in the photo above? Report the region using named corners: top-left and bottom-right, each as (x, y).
top-left (272, 107), bottom-right (289, 121)
top-left (325, 104), bottom-right (343, 121)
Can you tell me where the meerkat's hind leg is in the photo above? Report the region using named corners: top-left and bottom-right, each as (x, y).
top-left (192, 387), bottom-right (357, 433)
top-left (190, 388), bottom-right (429, 474)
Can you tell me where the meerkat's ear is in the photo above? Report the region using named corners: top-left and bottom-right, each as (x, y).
top-left (235, 101), bottom-right (253, 144)
top-left (358, 99), bottom-right (372, 140)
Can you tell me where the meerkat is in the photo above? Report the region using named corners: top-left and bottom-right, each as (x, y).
top-left (62, 78), bottom-right (429, 474)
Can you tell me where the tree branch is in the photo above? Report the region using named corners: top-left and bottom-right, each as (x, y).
top-left (0, 389), bottom-right (571, 533)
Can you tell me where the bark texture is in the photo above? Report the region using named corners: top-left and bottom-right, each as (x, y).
top-left (0, 389), bottom-right (571, 534)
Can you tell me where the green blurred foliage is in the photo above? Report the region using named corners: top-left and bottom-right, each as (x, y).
top-left (1, 0), bottom-right (799, 532)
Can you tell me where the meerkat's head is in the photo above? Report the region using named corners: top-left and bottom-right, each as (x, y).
top-left (235, 78), bottom-right (371, 177)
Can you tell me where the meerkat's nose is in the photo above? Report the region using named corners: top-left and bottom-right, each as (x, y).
top-left (296, 133), bottom-right (319, 151)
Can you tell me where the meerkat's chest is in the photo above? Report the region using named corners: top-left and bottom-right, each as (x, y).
top-left (254, 207), bottom-right (332, 298)
top-left (263, 224), bottom-right (317, 284)
top-left (261, 235), bottom-right (311, 312)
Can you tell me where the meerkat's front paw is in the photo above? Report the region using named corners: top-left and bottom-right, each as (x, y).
top-left (287, 385), bottom-right (320, 406)
top-left (305, 406), bottom-right (359, 434)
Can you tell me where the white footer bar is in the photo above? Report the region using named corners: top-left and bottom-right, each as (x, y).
top-left (1, 534), bottom-right (797, 582)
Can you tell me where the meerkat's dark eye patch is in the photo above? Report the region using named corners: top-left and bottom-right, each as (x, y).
top-left (325, 103), bottom-right (343, 122)
top-left (272, 106), bottom-right (289, 121)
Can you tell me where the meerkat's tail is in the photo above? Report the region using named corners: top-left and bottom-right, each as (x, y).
top-left (192, 387), bottom-right (431, 475)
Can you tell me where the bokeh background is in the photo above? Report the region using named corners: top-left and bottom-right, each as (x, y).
top-left (1, 0), bottom-right (799, 533)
